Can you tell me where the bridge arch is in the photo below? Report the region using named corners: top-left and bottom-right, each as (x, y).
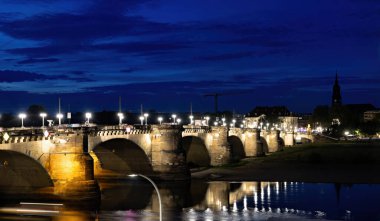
top-left (181, 136), bottom-right (211, 167)
top-left (0, 150), bottom-right (53, 192)
top-left (227, 135), bottom-right (245, 162)
top-left (92, 138), bottom-right (153, 176)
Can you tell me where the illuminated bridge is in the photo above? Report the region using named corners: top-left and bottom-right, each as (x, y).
top-left (0, 124), bottom-right (307, 199)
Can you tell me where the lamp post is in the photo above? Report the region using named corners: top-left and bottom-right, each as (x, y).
top-left (176, 118), bottom-right (181, 125)
top-left (85, 112), bottom-right (92, 125)
top-left (18, 113), bottom-right (26, 128)
top-left (232, 119), bottom-right (236, 128)
top-left (144, 113), bottom-right (149, 125)
top-left (39, 113), bottom-right (47, 128)
top-left (117, 112), bottom-right (124, 125)
top-left (157, 116), bottom-right (163, 125)
top-left (172, 114), bottom-right (176, 124)
top-left (189, 115), bottom-right (194, 125)
top-left (139, 116), bottom-right (144, 125)
top-left (56, 113), bottom-right (63, 126)
top-left (205, 116), bottom-right (210, 126)
top-left (128, 174), bottom-right (162, 221)
top-left (222, 118), bottom-right (226, 127)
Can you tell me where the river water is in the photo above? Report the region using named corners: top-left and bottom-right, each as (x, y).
top-left (1, 180), bottom-right (380, 220)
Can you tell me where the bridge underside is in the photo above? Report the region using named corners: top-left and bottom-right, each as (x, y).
top-left (0, 150), bottom-right (53, 194)
top-left (228, 136), bottom-right (245, 162)
top-left (181, 136), bottom-right (211, 167)
top-left (92, 138), bottom-right (154, 178)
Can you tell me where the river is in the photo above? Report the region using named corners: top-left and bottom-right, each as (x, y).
top-left (1, 180), bottom-right (380, 220)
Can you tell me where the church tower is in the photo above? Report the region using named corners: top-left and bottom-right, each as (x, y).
top-left (331, 72), bottom-right (342, 107)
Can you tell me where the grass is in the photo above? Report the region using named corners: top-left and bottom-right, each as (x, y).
top-left (259, 142), bottom-right (380, 165)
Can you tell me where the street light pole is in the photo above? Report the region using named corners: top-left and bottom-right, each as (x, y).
top-left (40, 113), bottom-right (47, 127)
top-left (128, 174), bottom-right (162, 221)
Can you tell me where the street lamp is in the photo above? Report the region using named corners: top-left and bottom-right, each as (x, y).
top-left (18, 113), bottom-right (26, 128)
top-left (128, 174), bottom-right (162, 221)
top-left (85, 112), bottom-right (92, 125)
top-left (176, 118), bottom-right (181, 125)
top-left (139, 116), bottom-right (144, 125)
top-left (189, 115), bottom-right (194, 125)
top-left (157, 116), bottom-right (163, 125)
top-left (56, 113), bottom-right (63, 126)
top-left (39, 112), bottom-right (47, 127)
top-left (172, 114), bottom-right (176, 124)
top-left (144, 113), bottom-right (149, 125)
top-left (222, 118), bottom-right (226, 126)
top-left (232, 119), bottom-right (236, 127)
top-left (117, 112), bottom-right (124, 125)
top-left (214, 121), bottom-right (218, 126)
top-left (205, 116), bottom-right (210, 126)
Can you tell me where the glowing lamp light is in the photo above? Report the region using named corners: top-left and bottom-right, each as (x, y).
top-left (172, 114), bottom-right (177, 124)
top-left (143, 113), bottom-right (149, 125)
top-left (139, 116), bottom-right (144, 125)
top-left (18, 113), bottom-right (27, 128)
top-left (117, 112), bottom-right (124, 125)
top-left (39, 112), bottom-right (47, 127)
top-left (157, 116), bottom-right (163, 125)
top-left (205, 116), bottom-right (210, 126)
top-left (189, 115), bottom-right (194, 125)
top-left (56, 113), bottom-right (63, 126)
top-left (85, 112), bottom-right (92, 124)
top-left (176, 118), bottom-right (181, 124)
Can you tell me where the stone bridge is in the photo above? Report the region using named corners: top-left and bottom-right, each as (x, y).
top-left (0, 124), bottom-right (293, 199)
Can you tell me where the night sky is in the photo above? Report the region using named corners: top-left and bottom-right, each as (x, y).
top-left (0, 0), bottom-right (379, 114)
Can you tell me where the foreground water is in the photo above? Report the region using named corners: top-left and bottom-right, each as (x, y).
top-left (1, 180), bottom-right (380, 220)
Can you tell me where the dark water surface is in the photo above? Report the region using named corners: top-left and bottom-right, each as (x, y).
top-left (1, 180), bottom-right (380, 220)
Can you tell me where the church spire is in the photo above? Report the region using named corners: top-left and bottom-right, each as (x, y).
top-left (332, 71), bottom-right (342, 106)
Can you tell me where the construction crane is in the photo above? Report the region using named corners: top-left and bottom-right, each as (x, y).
top-left (204, 93), bottom-right (221, 115)
top-left (204, 92), bottom-right (247, 116)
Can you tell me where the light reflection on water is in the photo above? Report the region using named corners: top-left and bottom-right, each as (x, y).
top-left (1, 181), bottom-right (380, 220)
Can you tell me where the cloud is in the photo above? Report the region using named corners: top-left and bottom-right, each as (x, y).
top-left (0, 70), bottom-right (56, 82)
top-left (17, 57), bottom-right (59, 64)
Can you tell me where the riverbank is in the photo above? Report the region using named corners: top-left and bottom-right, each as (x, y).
top-left (192, 142), bottom-right (380, 184)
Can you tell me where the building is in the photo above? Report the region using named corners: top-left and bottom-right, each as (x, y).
top-left (331, 72), bottom-right (342, 107)
top-left (364, 110), bottom-right (380, 122)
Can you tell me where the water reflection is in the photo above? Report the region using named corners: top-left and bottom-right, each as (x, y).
top-left (1, 180), bottom-right (380, 220)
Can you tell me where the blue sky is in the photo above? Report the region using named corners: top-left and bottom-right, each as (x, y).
top-left (0, 0), bottom-right (379, 114)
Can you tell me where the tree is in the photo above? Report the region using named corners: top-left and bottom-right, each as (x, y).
top-left (312, 105), bottom-right (330, 127)
top-left (27, 104), bottom-right (46, 126)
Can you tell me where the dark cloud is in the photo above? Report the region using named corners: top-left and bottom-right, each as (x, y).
top-left (120, 68), bottom-right (139, 73)
top-left (0, 70), bottom-right (59, 82)
top-left (0, 13), bottom-right (175, 42)
top-left (17, 57), bottom-right (59, 64)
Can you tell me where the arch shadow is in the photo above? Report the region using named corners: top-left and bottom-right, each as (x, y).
top-left (93, 138), bottom-right (153, 175)
top-left (181, 136), bottom-right (211, 168)
top-left (278, 137), bottom-right (285, 148)
top-left (0, 150), bottom-right (53, 193)
top-left (228, 136), bottom-right (245, 162)
top-left (260, 137), bottom-right (269, 153)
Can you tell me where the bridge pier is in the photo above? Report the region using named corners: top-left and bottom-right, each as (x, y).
top-left (45, 133), bottom-right (99, 202)
top-left (261, 130), bottom-right (283, 153)
top-left (242, 128), bottom-right (264, 157)
top-left (281, 131), bottom-right (295, 146)
top-left (150, 125), bottom-right (190, 180)
top-left (208, 126), bottom-right (231, 166)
